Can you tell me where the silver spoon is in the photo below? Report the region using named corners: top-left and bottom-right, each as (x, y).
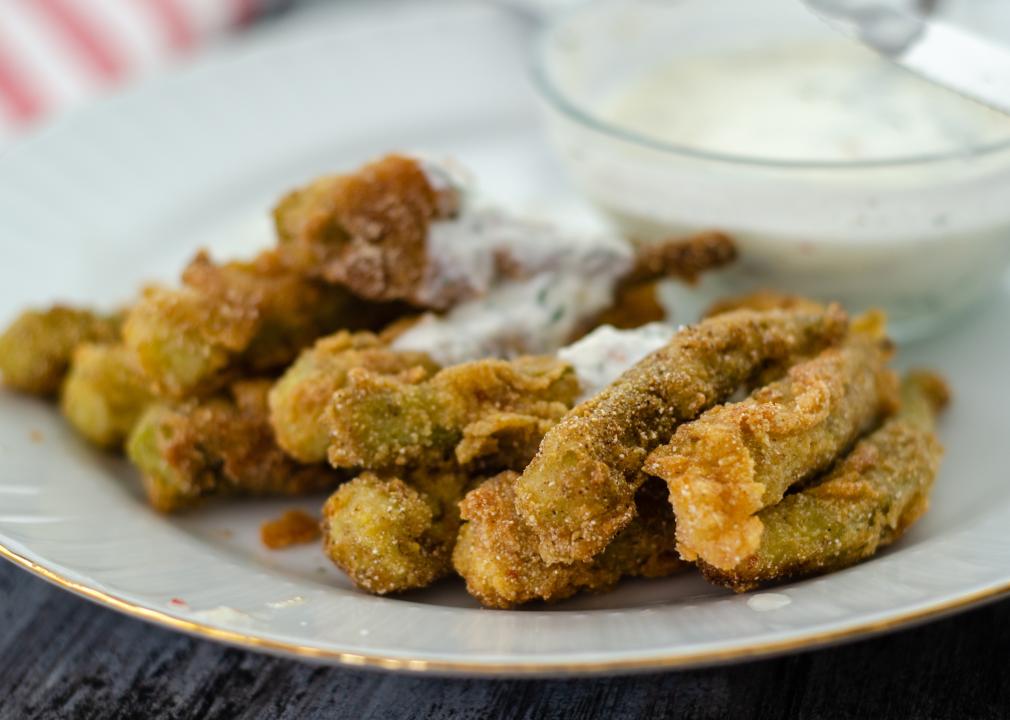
top-left (803, 0), bottom-right (1010, 115)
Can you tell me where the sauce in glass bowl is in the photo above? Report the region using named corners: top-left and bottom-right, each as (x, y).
top-left (603, 41), bottom-right (1010, 164)
top-left (535, 0), bottom-right (1010, 340)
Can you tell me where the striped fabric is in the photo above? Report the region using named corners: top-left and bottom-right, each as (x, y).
top-left (0, 0), bottom-right (293, 141)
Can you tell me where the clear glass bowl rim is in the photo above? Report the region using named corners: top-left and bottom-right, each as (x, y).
top-left (531, 0), bottom-right (1010, 171)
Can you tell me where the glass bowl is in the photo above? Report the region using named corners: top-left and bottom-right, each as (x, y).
top-left (533, 0), bottom-right (1010, 340)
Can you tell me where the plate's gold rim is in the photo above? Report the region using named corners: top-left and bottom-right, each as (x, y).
top-left (3, 541), bottom-right (1008, 676)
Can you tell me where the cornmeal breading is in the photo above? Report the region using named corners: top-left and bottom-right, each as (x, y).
top-left (127, 379), bottom-right (340, 512)
top-left (0, 306), bottom-right (120, 396)
top-left (454, 474), bottom-right (684, 608)
top-left (646, 323), bottom-right (898, 570)
top-left (513, 306), bottom-right (849, 565)
top-left (701, 372), bottom-right (948, 590)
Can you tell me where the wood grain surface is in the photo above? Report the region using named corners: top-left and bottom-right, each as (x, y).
top-left (2, 558), bottom-right (1008, 719)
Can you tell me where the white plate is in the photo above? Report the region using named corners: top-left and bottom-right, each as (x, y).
top-left (1, 0), bottom-right (1009, 677)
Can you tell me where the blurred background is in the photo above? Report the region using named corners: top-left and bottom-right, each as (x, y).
top-left (0, 0), bottom-right (1006, 146)
top-left (0, 0), bottom-right (313, 143)
top-left (2, 0), bottom-right (1009, 332)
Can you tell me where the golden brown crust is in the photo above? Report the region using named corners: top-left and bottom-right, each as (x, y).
top-left (455, 412), bottom-right (560, 470)
top-left (320, 368), bottom-right (577, 596)
top-left (700, 372), bottom-right (947, 591)
top-left (127, 379), bottom-right (341, 512)
top-left (322, 469), bottom-right (470, 594)
top-left (592, 282), bottom-right (667, 330)
top-left (0, 306), bottom-right (121, 396)
top-left (124, 250), bottom-right (399, 398)
top-left (645, 329), bottom-right (899, 571)
top-left (453, 474), bottom-right (684, 609)
top-left (623, 231), bottom-right (737, 286)
top-left (513, 306), bottom-right (849, 566)
top-left (705, 290), bottom-right (827, 318)
top-left (268, 331), bottom-right (438, 464)
top-left (588, 233), bottom-right (738, 331)
top-left (904, 369), bottom-right (951, 414)
top-left (326, 355), bottom-right (579, 471)
top-left (274, 154), bottom-right (455, 305)
top-left (60, 343), bottom-right (154, 449)
top-left (261, 509), bottom-right (322, 550)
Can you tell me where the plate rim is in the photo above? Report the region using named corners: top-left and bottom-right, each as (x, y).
top-left (2, 0), bottom-right (1009, 678)
top-left (5, 541), bottom-right (1009, 676)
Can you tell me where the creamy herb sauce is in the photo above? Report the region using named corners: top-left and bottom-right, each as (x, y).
top-left (394, 160), bottom-right (635, 365)
top-left (558, 323), bottom-right (677, 402)
top-left (602, 41), bottom-right (1010, 163)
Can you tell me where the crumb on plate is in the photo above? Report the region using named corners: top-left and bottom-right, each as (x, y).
top-left (261, 509), bottom-right (321, 550)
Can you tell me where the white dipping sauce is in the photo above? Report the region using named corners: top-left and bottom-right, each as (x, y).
top-left (603, 41), bottom-right (1010, 163)
top-left (559, 322), bottom-right (676, 402)
top-left (393, 162), bottom-right (635, 365)
top-left (413, 207), bottom-right (633, 314)
top-left (549, 31), bottom-right (1010, 338)
top-left (410, 158), bottom-right (632, 317)
top-left (394, 269), bottom-right (624, 366)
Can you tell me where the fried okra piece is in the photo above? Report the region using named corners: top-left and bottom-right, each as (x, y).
top-left (0, 306), bottom-right (120, 396)
top-left (60, 344), bottom-right (154, 449)
top-left (645, 324), bottom-right (899, 571)
top-left (513, 306), bottom-right (849, 565)
top-left (321, 381), bottom-right (576, 595)
top-left (454, 474), bottom-right (684, 609)
top-left (592, 282), bottom-right (666, 331)
top-left (277, 154), bottom-right (737, 315)
top-left (700, 372), bottom-right (949, 591)
top-left (591, 232), bottom-right (738, 330)
top-left (322, 469), bottom-right (471, 594)
top-left (268, 332), bottom-right (438, 464)
top-left (326, 356), bottom-right (580, 470)
top-left (704, 290), bottom-right (827, 318)
top-left (123, 250), bottom-right (396, 398)
top-left (274, 154), bottom-right (459, 305)
top-left (126, 379), bottom-right (340, 512)
top-left (621, 231), bottom-right (737, 286)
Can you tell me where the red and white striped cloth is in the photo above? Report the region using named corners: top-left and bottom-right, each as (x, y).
top-left (0, 0), bottom-right (291, 141)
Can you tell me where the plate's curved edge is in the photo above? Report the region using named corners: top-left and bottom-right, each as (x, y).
top-left (0, 0), bottom-right (1007, 680)
top-left (4, 540), bottom-right (1009, 677)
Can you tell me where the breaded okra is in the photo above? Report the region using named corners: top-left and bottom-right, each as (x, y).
top-left (0, 306), bottom-right (120, 395)
top-left (322, 468), bottom-right (471, 594)
top-left (453, 474), bottom-right (684, 609)
top-left (513, 306), bottom-right (849, 565)
top-left (277, 154), bottom-right (736, 320)
top-left (60, 344), bottom-right (154, 449)
top-left (268, 331), bottom-right (438, 463)
top-left (591, 232), bottom-right (738, 330)
top-left (700, 372), bottom-right (949, 591)
top-left (326, 356), bottom-right (580, 470)
top-left (704, 290), bottom-right (827, 318)
top-left (126, 379), bottom-right (340, 512)
top-left (320, 366), bottom-right (578, 596)
top-left (645, 318), bottom-right (899, 571)
top-left (274, 154), bottom-right (459, 305)
top-left (123, 250), bottom-right (398, 398)
top-left (620, 231), bottom-right (737, 286)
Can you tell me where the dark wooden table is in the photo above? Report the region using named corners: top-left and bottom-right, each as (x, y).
top-left (3, 559), bottom-right (1009, 719)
